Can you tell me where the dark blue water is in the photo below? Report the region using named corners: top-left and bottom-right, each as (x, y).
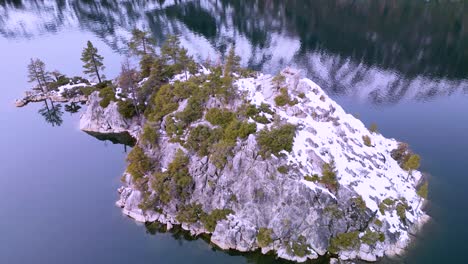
top-left (0, 1), bottom-right (467, 263)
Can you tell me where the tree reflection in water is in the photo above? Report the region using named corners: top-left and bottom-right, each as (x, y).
top-left (38, 99), bottom-right (63, 127)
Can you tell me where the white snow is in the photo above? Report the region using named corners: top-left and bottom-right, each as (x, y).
top-left (235, 68), bottom-right (426, 246)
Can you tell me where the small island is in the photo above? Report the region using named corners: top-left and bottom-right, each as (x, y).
top-left (16, 30), bottom-right (429, 263)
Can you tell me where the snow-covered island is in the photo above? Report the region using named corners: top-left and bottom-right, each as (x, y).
top-left (17, 39), bottom-right (429, 263)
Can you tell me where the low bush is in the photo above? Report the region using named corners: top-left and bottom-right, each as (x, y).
top-left (118, 100), bottom-right (137, 119)
top-left (287, 235), bottom-right (310, 257)
top-left (257, 228), bottom-right (274, 247)
top-left (98, 86), bottom-right (115, 108)
top-left (257, 124), bottom-right (296, 158)
top-left (351, 195), bottom-right (367, 212)
top-left (277, 165), bottom-right (288, 174)
top-left (186, 125), bottom-right (222, 156)
top-left (274, 88), bottom-right (297, 107)
top-left (205, 108), bottom-right (236, 128)
top-left (362, 135), bottom-right (372, 147)
top-left (141, 124), bottom-right (159, 146)
top-left (176, 203), bottom-right (204, 224)
top-left (361, 230), bottom-right (384, 245)
top-left (201, 209), bottom-right (234, 232)
top-left (321, 161), bottom-right (338, 191)
top-left (328, 231), bottom-right (360, 254)
top-left (127, 146), bottom-right (152, 181)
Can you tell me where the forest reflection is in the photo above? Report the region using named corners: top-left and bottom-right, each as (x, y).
top-left (2, 0), bottom-right (466, 104)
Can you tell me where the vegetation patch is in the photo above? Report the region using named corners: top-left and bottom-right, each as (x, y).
top-left (274, 88), bottom-right (298, 107)
top-left (151, 149), bottom-right (192, 204)
top-left (362, 135), bottom-right (372, 147)
top-left (257, 124), bottom-right (296, 158)
top-left (200, 209), bottom-right (234, 232)
top-left (328, 231), bottom-right (361, 254)
top-left (127, 145), bottom-right (152, 181)
top-left (257, 228), bottom-right (274, 248)
top-left (361, 229), bottom-right (385, 245)
top-left (286, 235), bottom-right (311, 257)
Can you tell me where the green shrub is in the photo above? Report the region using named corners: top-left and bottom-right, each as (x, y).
top-left (374, 219), bottom-right (383, 227)
top-left (98, 86), bottom-right (115, 108)
top-left (272, 73), bottom-right (285, 88)
top-left (324, 204), bottom-right (344, 219)
top-left (287, 236), bottom-right (310, 257)
top-left (118, 100), bottom-right (137, 119)
top-left (382, 198), bottom-right (395, 206)
top-left (210, 141), bottom-right (234, 169)
top-left (148, 84), bottom-right (179, 121)
top-left (257, 124), bottom-right (296, 158)
top-left (205, 108), bottom-right (236, 128)
top-left (321, 161), bottom-right (338, 191)
top-left (417, 182), bottom-right (429, 199)
top-left (141, 124), bottom-right (159, 146)
top-left (127, 146), bottom-right (152, 181)
top-left (277, 165), bottom-right (288, 174)
top-left (186, 125), bottom-right (222, 156)
top-left (201, 209), bottom-right (234, 232)
top-left (396, 203), bottom-right (407, 222)
top-left (257, 228), bottom-right (274, 248)
top-left (274, 88), bottom-right (297, 107)
top-left (274, 93), bottom-right (289, 107)
top-left (165, 115), bottom-right (185, 138)
top-left (362, 135), bottom-right (372, 147)
top-left (176, 203), bottom-right (204, 224)
top-left (328, 231), bottom-right (360, 254)
top-left (223, 120), bottom-right (257, 143)
top-left (403, 154), bottom-right (421, 173)
top-left (361, 230), bottom-right (384, 245)
top-left (304, 174), bottom-right (320, 182)
top-left (80, 86), bottom-right (97, 96)
top-left (176, 96), bottom-right (204, 124)
top-left (319, 95), bottom-right (326, 101)
top-left (351, 196), bottom-right (367, 212)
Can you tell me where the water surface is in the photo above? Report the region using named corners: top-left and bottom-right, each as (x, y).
top-left (0, 1), bottom-right (467, 263)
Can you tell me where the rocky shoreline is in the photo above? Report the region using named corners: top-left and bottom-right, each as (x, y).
top-left (78, 68), bottom-right (429, 263)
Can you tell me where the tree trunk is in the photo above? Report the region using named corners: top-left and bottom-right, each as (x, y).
top-left (91, 54), bottom-right (102, 83)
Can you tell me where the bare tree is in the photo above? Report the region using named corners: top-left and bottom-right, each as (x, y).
top-left (27, 58), bottom-right (51, 93)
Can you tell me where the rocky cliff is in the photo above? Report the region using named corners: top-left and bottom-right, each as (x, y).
top-left (80, 68), bottom-right (429, 262)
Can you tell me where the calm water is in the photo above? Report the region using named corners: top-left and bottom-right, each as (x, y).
top-left (0, 1), bottom-right (467, 263)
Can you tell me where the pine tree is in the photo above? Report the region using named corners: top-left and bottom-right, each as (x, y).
top-left (81, 41), bottom-right (105, 83)
top-left (129, 28), bottom-right (156, 56)
top-left (224, 46), bottom-right (241, 76)
top-left (27, 58), bottom-right (51, 92)
top-left (404, 154), bottom-right (421, 180)
top-left (161, 35), bottom-right (181, 64)
top-left (178, 48), bottom-right (197, 80)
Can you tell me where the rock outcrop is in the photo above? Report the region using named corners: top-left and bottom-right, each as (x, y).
top-left (79, 92), bottom-right (141, 138)
top-left (80, 68), bottom-right (429, 262)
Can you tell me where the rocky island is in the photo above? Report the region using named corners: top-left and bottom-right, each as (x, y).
top-left (17, 33), bottom-right (429, 263)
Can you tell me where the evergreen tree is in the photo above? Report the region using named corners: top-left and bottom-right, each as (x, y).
top-left (161, 35), bottom-right (181, 64)
top-left (81, 41), bottom-right (105, 83)
top-left (27, 58), bottom-right (51, 92)
top-left (129, 28), bottom-right (156, 56)
top-left (404, 154), bottom-right (421, 180)
top-left (224, 46), bottom-right (241, 76)
top-left (178, 48), bottom-right (197, 80)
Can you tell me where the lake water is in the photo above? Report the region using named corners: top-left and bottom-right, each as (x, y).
top-left (0, 1), bottom-right (467, 263)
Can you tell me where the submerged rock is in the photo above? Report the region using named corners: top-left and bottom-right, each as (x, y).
top-left (80, 68), bottom-right (429, 262)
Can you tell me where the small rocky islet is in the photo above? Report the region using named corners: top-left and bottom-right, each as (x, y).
top-left (16, 34), bottom-right (429, 263)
